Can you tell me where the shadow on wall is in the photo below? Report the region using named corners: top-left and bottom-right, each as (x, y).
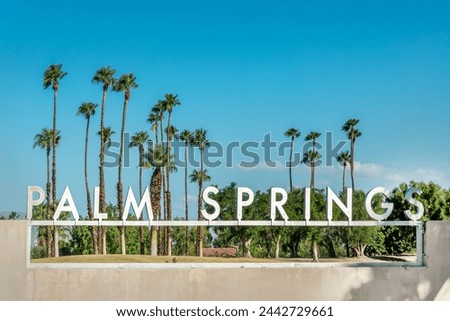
top-left (346, 267), bottom-right (432, 300)
top-left (347, 222), bottom-right (450, 301)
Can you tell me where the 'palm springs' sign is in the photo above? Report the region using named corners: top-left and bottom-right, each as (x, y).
top-left (27, 185), bottom-right (424, 226)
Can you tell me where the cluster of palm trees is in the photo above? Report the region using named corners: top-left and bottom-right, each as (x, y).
top-left (284, 119), bottom-right (362, 192)
top-left (33, 64), bottom-right (210, 257)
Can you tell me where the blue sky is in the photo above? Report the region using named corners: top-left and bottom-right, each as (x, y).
top-left (1, 0), bottom-right (450, 216)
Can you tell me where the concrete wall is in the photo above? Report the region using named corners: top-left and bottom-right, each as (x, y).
top-left (0, 221), bottom-right (449, 300)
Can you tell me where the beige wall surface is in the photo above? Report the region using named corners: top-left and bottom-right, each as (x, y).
top-left (0, 221), bottom-right (449, 301)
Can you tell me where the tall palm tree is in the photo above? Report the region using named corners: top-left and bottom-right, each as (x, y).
top-left (302, 150), bottom-right (321, 189)
top-left (305, 131), bottom-right (321, 189)
top-left (191, 128), bottom-right (209, 257)
top-left (189, 169), bottom-right (211, 257)
top-left (33, 128), bottom-right (60, 257)
top-left (97, 126), bottom-right (115, 254)
top-left (161, 94), bottom-right (181, 257)
top-left (147, 112), bottom-right (161, 145)
top-left (113, 73), bottom-right (138, 255)
top-left (151, 100), bottom-right (166, 254)
top-left (77, 102), bottom-right (98, 254)
top-left (92, 66), bottom-right (116, 254)
top-left (130, 131), bottom-right (150, 255)
top-left (146, 144), bottom-right (175, 256)
top-left (342, 119), bottom-right (361, 191)
top-left (180, 129), bottom-right (193, 256)
top-left (337, 151), bottom-right (351, 192)
top-left (43, 64), bottom-right (67, 219)
top-left (98, 126), bottom-right (115, 147)
top-left (284, 128), bottom-right (301, 192)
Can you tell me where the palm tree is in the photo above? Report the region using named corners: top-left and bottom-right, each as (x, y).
top-left (191, 128), bottom-right (209, 257)
top-left (92, 66), bottom-right (116, 254)
top-left (151, 100), bottom-right (166, 254)
top-left (304, 131), bottom-right (321, 189)
top-left (113, 73), bottom-right (138, 255)
top-left (337, 151), bottom-right (351, 192)
top-left (43, 64), bottom-right (67, 219)
top-left (180, 129), bottom-right (193, 256)
top-left (97, 126), bottom-right (115, 254)
top-left (284, 128), bottom-right (301, 192)
top-left (8, 212), bottom-right (19, 220)
top-left (161, 94), bottom-right (181, 257)
top-left (77, 102), bottom-right (98, 254)
top-left (130, 131), bottom-right (150, 255)
top-left (342, 119), bottom-right (361, 190)
top-left (34, 128), bottom-right (61, 257)
top-left (302, 150), bottom-right (322, 189)
top-left (98, 126), bottom-right (115, 147)
top-left (147, 112), bottom-right (161, 145)
top-left (146, 144), bottom-right (175, 256)
top-left (189, 169), bottom-right (211, 257)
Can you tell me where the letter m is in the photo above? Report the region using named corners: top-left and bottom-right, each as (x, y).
top-left (122, 187), bottom-right (153, 222)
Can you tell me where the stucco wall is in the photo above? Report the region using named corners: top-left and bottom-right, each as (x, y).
top-left (0, 221), bottom-right (449, 300)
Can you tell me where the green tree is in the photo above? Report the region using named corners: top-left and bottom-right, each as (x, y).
top-left (302, 150), bottom-right (321, 190)
top-left (8, 211), bottom-right (19, 220)
top-left (191, 128), bottom-right (210, 256)
top-left (342, 119), bottom-right (361, 191)
top-left (304, 131), bottom-right (321, 189)
top-left (129, 131), bottom-right (150, 255)
top-left (180, 129), bottom-right (193, 255)
top-left (43, 64), bottom-right (67, 229)
top-left (284, 128), bottom-right (301, 192)
top-left (33, 128), bottom-right (61, 257)
top-left (147, 112), bottom-right (161, 145)
top-left (77, 102), bottom-right (98, 253)
top-left (97, 126), bottom-right (115, 254)
top-left (337, 151), bottom-right (351, 192)
top-left (113, 73), bottom-right (138, 255)
top-left (146, 144), bottom-right (176, 255)
top-left (190, 169), bottom-right (211, 257)
top-left (161, 94), bottom-right (181, 257)
top-left (92, 66), bottom-right (116, 255)
top-left (151, 100), bottom-right (167, 254)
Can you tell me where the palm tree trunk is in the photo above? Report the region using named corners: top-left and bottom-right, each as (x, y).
top-left (159, 119), bottom-right (166, 255)
top-left (52, 88), bottom-right (58, 258)
top-left (139, 148), bottom-right (145, 255)
top-left (289, 139), bottom-right (293, 192)
top-left (118, 98), bottom-right (128, 255)
top-left (342, 164), bottom-right (347, 192)
top-left (197, 148), bottom-right (204, 257)
top-left (350, 137), bottom-right (355, 191)
top-left (310, 160), bottom-right (315, 189)
top-left (46, 150), bottom-right (52, 258)
top-left (184, 143), bottom-right (190, 256)
top-left (84, 117), bottom-right (98, 253)
top-left (99, 88), bottom-right (107, 255)
top-left (166, 112), bottom-right (173, 257)
top-left (150, 168), bottom-right (162, 256)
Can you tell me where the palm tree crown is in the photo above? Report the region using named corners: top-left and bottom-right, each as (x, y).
top-left (76, 102), bottom-right (97, 119)
top-left (189, 169), bottom-right (211, 184)
top-left (33, 128), bottom-right (59, 151)
top-left (92, 66), bottom-right (116, 91)
top-left (192, 128), bottom-right (209, 151)
top-left (284, 128), bottom-right (301, 140)
top-left (43, 64), bottom-right (67, 90)
top-left (113, 73), bottom-right (138, 98)
top-left (97, 127), bottom-right (115, 148)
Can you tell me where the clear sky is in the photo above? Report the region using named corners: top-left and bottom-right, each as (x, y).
top-left (1, 0), bottom-right (450, 217)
